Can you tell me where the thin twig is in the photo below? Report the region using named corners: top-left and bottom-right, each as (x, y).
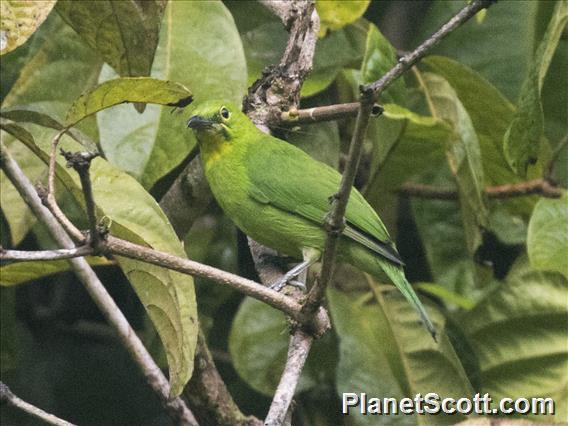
top-left (279, 102), bottom-right (383, 125)
top-left (264, 331), bottom-right (314, 426)
top-left (0, 245), bottom-right (93, 261)
top-left (0, 381), bottom-right (76, 426)
top-left (0, 145), bottom-right (198, 426)
top-left (398, 179), bottom-right (564, 200)
top-left (44, 129), bottom-right (85, 242)
top-left (60, 150), bottom-right (101, 247)
top-left (365, 0), bottom-right (496, 100)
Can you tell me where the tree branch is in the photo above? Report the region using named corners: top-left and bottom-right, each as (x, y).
top-left (365, 0), bottom-right (496, 99)
top-left (279, 102), bottom-right (383, 125)
top-left (264, 330), bottom-right (314, 426)
top-left (0, 145), bottom-right (198, 426)
top-left (0, 245), bottom-right (93, 261)
top-left (1, 381), bottom-right (76, 426)
top-left (398, 179), bottom-right (564, 200)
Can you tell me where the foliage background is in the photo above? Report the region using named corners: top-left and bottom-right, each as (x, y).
top-left (1, 0), bottom-right (566, 425)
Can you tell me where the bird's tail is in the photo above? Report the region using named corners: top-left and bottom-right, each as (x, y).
top-left (379, 261), bottom-right (437, 341)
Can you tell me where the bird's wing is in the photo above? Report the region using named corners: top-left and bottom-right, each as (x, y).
top-left (245, 138), bottom-right (403, 265)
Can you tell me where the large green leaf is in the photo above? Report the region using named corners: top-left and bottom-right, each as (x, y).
top-left (328, 281), bottom-right (473, 425)
top-left (413, 1), bottom-right (540, 101)
top-left (420, 72), bottom-right (488, 255)
top-left (97, 0), bottom-right (247, 188)
top-left (503, 1), bottom-right (568, 177)
top-left (0, 0), bottom-right (56, 55)
top-left (229, 297), bottom-right (337, 396)
top-left (423, 56), bottom-right (539, 221)
top-left (316, 0), bottom-right (370, 36)
top-left (65, 77), bottom-right (192, 126)
top-left (527, 193), bottom-right (568, 279)
top-left (56, 0), bottom-right (166, 78)
top-left (2, 124), bottom-right (197, 397)
top-left (463, 259), bottom-right (568, 421)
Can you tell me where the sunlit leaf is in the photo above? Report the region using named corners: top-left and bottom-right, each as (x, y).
top-left (56, 0), bottom-right (166, 78)
top-left (0, 0), bottom-right (56, 55)
top-left (65, 78), bottom-right (192, 126)
top-left (503, 1), bottom-right (568, 176)
top-left (527, 193), bottom-right (568, 278)
top-left (316, 0), bottom-right (370, 36)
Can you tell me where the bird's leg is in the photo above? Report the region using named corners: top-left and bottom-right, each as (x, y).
top-left (270, 248), bottom-right (320, 292)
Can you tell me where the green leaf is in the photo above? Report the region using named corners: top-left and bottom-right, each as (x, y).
top-left (229, 297), bottom-right (337, 396)
top-left (316, 0), bottom-right (370, 36)
top-left (503, 1), bottom-right (568, 177)
top-left (56, 0), bottom-right (166, 78)
top-left (361, 23), bottom-right (406, 105)
top-left (463, 259), bottom-right (568, 421)
top-left (0, 257), bottom-right (112, 287)
top-left (2, 125), bottom-right (197, 397)
top-left (420, 72), bottom-right (488, 254)
top-left (0, 0), bottom-right (56, 55)
top-left (96, 0), bottom-right (247, 188)
top-left (527, 193), bottom-right (568, 278)
top-left (328, 281), bottom-right (473, 425)
top-left (65, 77), bottom-right (192, 126)
top-left (416, 283), bottom-right (475, 311)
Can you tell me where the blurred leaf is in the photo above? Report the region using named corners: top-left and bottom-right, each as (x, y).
top-left (97, 0), bottom-right (247, 188)
top-left (328, 283), bottom-right (473, 425)
top-left (2, 125), bottom-right (197, 397)
top-left (0, 0), bottom-right (56, 55)
top-left (527, 193), bottom-right (568, 279)
top-left (361, 23), bottom-right (406, 105)
top-left (463, 259), bottom-right (568, 421)
top-left (420, 72), bottom-right (488, 254)
top-left (0, 257), bottom-right (112, 287)
top-left (416, 283), bottom-right (475, 310)
top-left (56, 0), bottom-right (166, 78)
top-left (503, 1), bottom-right (568, 177)
top-left (229, 297), bottom-right (337, 396)
top-left (65, 77), bottom-right (192, 126)
top-left (414, 1), bottom-right (540, 101)
top-left (316, 0), bottom-right (370, 36)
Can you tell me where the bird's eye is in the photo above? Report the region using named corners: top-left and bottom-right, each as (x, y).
top-left (220, 106), bottom-right (230, 120)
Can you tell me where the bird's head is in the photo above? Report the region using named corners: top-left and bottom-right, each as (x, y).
top-left (187, 100), bottom-right (248, 150)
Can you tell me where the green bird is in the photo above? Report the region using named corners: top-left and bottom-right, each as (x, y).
top-left (187, 100), bottom-right (436, 339)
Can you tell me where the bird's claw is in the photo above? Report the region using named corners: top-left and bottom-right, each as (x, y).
top-left (269, 277), bottom-right (307, 292)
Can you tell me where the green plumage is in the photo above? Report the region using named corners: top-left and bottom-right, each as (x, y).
top-left (188, 100), bottom-right (436, 339)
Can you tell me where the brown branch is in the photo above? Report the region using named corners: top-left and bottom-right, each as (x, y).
top-left (1, 381), bottom-right (76, 426)
top-left (398, 179), bottom-right (564, 200)
top-left (365, 0), bottom-right (496, 100)
top-left (0, 245), bottom-right (93, 261)
top-left (258, 0), bottom-right (296, 29)
top-left (264, 330), bottom-right (314, 426)
top-left (0, 145), bottom-right (198, 426)
top-left (279, 102), bottom-right (383, 125)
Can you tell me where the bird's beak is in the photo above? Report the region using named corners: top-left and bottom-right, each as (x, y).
top-left (187, 115), bottom-right (214, 130)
